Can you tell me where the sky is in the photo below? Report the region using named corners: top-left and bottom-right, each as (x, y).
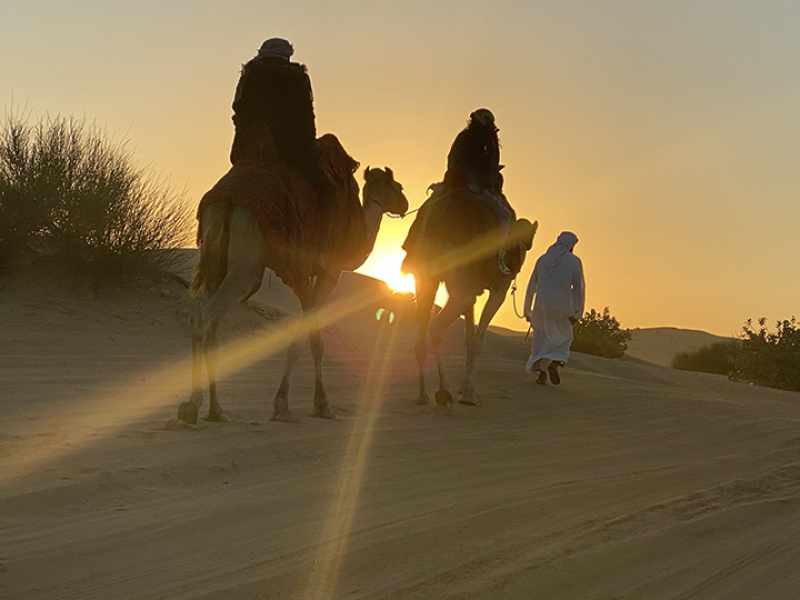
top-left (2, 0), bottom-right (798, 335)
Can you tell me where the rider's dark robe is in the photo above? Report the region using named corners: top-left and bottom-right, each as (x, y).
top-left (229, 56), bottom-right (327, 194)
top-left (443, 123), bottom-right (501, 192)
top-left (401, 123), bottom-right (507, 272)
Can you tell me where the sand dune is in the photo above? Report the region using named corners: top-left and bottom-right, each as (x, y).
top-left (626, 327), bottom-right (732, 367)
top-left (2, 264), bottom-right (799, 599)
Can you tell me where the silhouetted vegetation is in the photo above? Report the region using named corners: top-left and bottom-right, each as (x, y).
top-left (736, 318), bottom-right (800, 391)
top-left (572, 307), bottom-right (632, 359)
top-left (673, 318), bottom-right (800, 392)
top-left (0, 113), bottom-right (191, 281)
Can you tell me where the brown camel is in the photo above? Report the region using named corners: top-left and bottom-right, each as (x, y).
top-left (177, 136), bottom-right (408, 424)
top-left (406, 191), bottom-right (537, 408)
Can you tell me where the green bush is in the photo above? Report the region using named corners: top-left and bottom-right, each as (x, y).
top-left (672, 318), bottom-right (800, 392)
top-left (572, 307), bottom-right (632, 359)
top-left (672, 340), bottom-right (740, 375)
top-left (736, 318), bottom-right (800, 391)
top-left (0, 113), bottom-right (191, 281)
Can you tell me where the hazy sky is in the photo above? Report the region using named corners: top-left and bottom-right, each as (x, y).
top-left (3, 1), bottom-right (798, 335)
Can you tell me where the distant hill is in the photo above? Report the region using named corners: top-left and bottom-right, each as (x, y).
top-left (626, 327), bottom-right (732, 367)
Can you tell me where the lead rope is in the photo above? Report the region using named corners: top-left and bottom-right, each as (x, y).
top-left (510, 278), bottom-right (533, 339)
top-left (385, 206), bottom-right (421, 219)
top-left (510, 278), bottom-right (525, 318)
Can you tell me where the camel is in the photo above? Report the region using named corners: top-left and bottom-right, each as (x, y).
top-left (177, 135), bottom-right (408, 424)
top-left (406, 190), bottom-right (537, 408)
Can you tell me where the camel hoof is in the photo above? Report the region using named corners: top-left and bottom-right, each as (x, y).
top-left (435, 390), bottom-right (453, 408)
top-left (416, 393), bottom-right (431, 406)
top-left (311, 405), bottom-right (336, 420)
top-left (434, 402), bottom-right (453, 416)
top-left (271, 410), bottom-right (298, 423)
top-left (177, 401), bottom-right (198, 425)
top-left (204, 411), bottom-right (230, 423)
top-left (459, 395), bottom-right (480, 407)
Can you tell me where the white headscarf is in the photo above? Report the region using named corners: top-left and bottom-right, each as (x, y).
top-left (540, 231), bottom-right (579, 270)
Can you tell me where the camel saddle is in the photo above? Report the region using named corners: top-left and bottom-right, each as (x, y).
top-left (196, 133), bottom-right (365, 288)
top-left (402, 184), bottom-right (517, 277)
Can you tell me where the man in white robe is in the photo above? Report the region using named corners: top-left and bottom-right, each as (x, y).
top-left (523, 231), bottom-right (585, 384)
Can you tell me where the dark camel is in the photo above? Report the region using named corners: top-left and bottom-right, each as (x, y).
top-left (407, 191), bottom-right (537, 408)
top-left (178, 139), bottom-right (408, 424)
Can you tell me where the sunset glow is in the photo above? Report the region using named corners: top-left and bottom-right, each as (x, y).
top-left (4, 2), bottom-right (798, 335)
top-left (5, 4), bottom-right (800, 597)
top-left (358, 249), bottom-right (416, 294)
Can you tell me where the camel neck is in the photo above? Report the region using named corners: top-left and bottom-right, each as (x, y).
top-left (363, 197), bottom-right (384, 231)
top-left (336, 196), bottom-right (384, 272)
top-left (362, 197), bottom-right (384, 251)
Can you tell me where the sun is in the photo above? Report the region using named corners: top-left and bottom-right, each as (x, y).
top-left (358, 250), bottom-right (416, 294)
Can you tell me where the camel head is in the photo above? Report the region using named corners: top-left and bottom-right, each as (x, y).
top-left (363, 166), bottom-right (409, 217)
top-left (505, 218), bottom-right (539, 275)
top-left (512, 218), bottom-right (538, 251)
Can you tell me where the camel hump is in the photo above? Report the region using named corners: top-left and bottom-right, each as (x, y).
top-left (315, 133), bottom-right (369, 264)
top-left (318, 133), bottom-right (359, 185)
top-left (192, 202), bottom-right (232, 298)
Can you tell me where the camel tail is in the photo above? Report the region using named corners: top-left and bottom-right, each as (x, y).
top-left (191, 202), bottom-right (231, 298)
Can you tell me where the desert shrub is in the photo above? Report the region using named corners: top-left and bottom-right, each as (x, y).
top-left (672, 340), bottom-right (740, 375)
top-left (572, 307), bottom-right (632, 359)
top-left (671, 318), bottom-right (800, 392)
top-left (735, 318), bottom-right (800, 391)
top-left (0, 113), bottom-right (191, 281)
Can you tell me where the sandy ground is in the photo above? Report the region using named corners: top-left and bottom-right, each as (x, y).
top-left (2, 269), bottom-right (800, 599)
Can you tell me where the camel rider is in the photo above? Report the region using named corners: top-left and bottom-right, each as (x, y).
top-left (445, 108), bottom-right (501, 192)
top-left (229, 38), bottom-right (334, 250)
top-left (403, 108), bottom-right (515, 273)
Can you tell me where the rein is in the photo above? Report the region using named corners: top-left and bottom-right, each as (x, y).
top-left (385, 206), bottom-right (421, 219)
top-left (510, 278), bottom-right (526, 319)
top-left (510, 277), bottom-right (533, 339)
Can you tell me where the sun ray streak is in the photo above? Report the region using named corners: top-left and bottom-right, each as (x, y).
top-left (2, 227), bottom-right (517, 491)
top-left (0, 288), bottom-right (381, 489)
top-left (304, 318), bottom-right (400, 600)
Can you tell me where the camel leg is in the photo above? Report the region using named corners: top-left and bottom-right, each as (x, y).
top-left (203, 318), bottom-right (225, 421)
top-left (272, 270), bottom-right (340, 422)
top-left (459, 305), bottom-right (479, 406)
top-left (308, 330), bottom-right (332, 418)
top-left (179, 270), bottom-right (261, 423)
top-left (272, 339), bottom-right (301, 422)
top-left (190, 298), bottom-right (204, 402)
top-left (203, 271), bottom-right (264, 423)
top-left (308, 272), bottom-right (339, 419)
top-left (429, 293), bottom-right (473, 409)
top-left (414, 277), bottom-right (437, 405)
top-left (178, 315), bottom-right (206, 425)
top-left (178, 207), bottom-right (265, 424)
top-left (477, 281), bottom-right (511, 338)
top-left (461, 281), bottom-right (511, 407)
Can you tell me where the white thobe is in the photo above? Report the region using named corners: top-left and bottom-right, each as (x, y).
top-left (524, 252), bottom-right (585, 371)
